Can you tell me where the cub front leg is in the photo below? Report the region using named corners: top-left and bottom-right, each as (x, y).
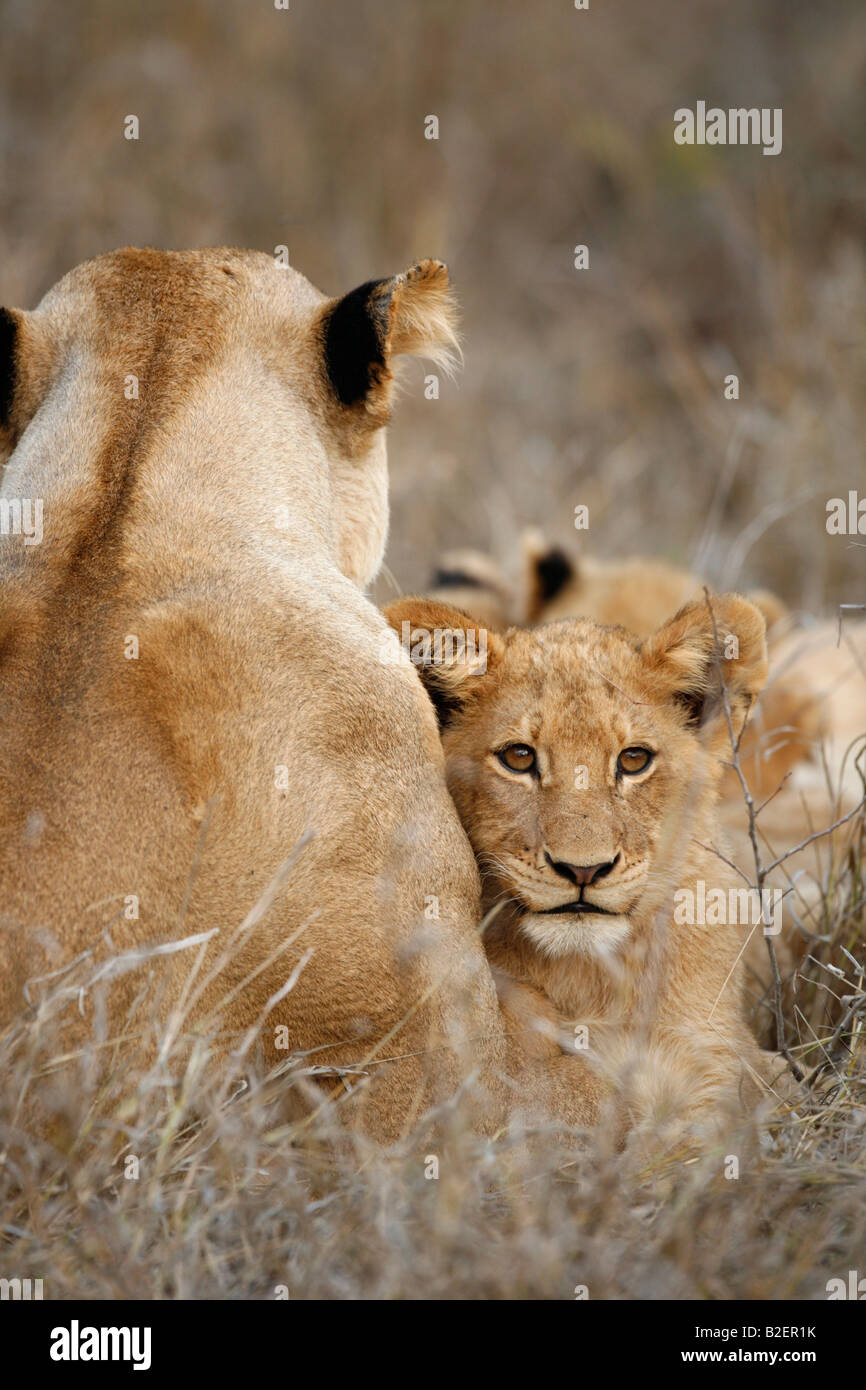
top-left (494, 972), bottom-right (607, 1127)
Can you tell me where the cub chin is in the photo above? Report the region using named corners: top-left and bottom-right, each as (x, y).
top-left (384, 591), bottom-right (791, 1143)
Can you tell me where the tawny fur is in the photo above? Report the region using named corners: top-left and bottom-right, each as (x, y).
top-left (385, 593), bottom-right (786, 1138)
top-left (428, 534), bottom-right (827, 803)
top-left (517, 538), bottom-right (866, 1016)
top-left (0, 247), bottom-right (507, 1142)
top-left (520, 532), bottom-right (828, 803)
top-left (425, 547), bottom-right (516, 632)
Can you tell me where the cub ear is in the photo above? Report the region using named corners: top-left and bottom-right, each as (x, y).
top-left (383, 596), bottom-right (503, 727)
top-left (641, 593), bottom-right (768, 746)
top-left (0, 308), bottom-right (54, 455)
top-left (427, 548), bottom-right (513, 632)
top-left (746, 588), bottom-right (791, 644)
top-left (521, 529), bottom-right (575, 624)
top-left (322, 259), bottom-right (458, 414)
top-left (0, 309), bottom-right (18, 434)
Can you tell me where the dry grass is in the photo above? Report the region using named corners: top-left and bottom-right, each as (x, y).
top-left (1, 772), bottom-right (863, 1302)
top-left (1, 0), bottom-right (864, 1301)
top-left (1, 0), bottom-right (864, 607)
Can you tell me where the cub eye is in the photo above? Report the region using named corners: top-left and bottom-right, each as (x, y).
top-left (497, 743), bottom-right (537, 774)
top-left (617, 746), bottom-right (653, 776)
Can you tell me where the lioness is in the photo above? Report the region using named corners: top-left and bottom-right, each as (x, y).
top-left (0, 248), bottom-right (507, 1141)
top-left (384, 592), bottom-right (779, 1135)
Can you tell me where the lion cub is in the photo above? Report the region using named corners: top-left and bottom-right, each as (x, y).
top-left (384, 592), bottom-right (780, 1138)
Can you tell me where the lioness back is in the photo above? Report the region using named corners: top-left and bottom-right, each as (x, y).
top-left (0, 248), bottom-right (507, 1140)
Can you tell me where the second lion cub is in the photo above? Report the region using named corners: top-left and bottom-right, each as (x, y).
top-left (384, 592), bottom-right (781, 1138)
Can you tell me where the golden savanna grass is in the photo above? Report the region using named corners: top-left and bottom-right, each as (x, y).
top-left (0, 741), bottom-right (863, 1300)
top-left (1, 0), bottom-right (864, 1298)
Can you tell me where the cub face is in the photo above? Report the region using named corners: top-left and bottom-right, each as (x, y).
top-left (384, 594), bottom-right (767, 960)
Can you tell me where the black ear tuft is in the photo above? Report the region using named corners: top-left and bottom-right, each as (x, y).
top-left (421, 671), bottom-right (466, 729)
top-left (535, 547), bottom-right (574, 604)
top-left (673, 686), bottom-right (710, 729)
top-left (0, 308), bottom-right (18, 427)
top-left (322, 261), bottom-right (458, 411)
top-left (323, 279), bottom-right (392, 406)
top-left (430, 566), bottom-right (485, 591)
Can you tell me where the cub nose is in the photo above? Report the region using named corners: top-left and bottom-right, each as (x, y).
top-left (544, 851), bottom-right (619, 887)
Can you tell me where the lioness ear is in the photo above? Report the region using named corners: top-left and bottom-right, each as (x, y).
top-left (641, 593), bottom-right (768, 746)
top-left (0, 308), bottom-right (54, 454)
top-left (383, 596), bottom-right (503, 727)
top-left (521, 529), bottom-right (576, 624)
top-left (322, 259), bottom-right (458, 413)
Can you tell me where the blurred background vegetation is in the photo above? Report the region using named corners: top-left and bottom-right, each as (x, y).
top-left (1, 0), bottom-right (863, 611)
